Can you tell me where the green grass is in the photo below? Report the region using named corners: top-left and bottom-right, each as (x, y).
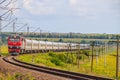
top-left (0, 67), bottom-right (35, 80)
top-left (33, 38), bottom-right (110, 43)
top-left (0, 44), bottom-right (118, 79)
top-left (0, 72), bottom-right (35, 80)
top-left (17, 51), bottom-right (120, 79)
top-left (0, 45), bottom-right (9, 56)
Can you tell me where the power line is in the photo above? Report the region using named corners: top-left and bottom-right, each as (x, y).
top-left (0, 0), bottom-right (6, 4)
top-left (16, 23), bottom-right (27, 32)
top-left (0, 9), bottom-right (12, 17)
top-left (2, 18), bottom-right (17, 29)
top-left (4, 0), bottom-right (13, 7)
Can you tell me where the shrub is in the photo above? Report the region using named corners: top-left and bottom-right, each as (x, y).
top-left (48, 52), bottom-right (56, 57)
top-left (50, 57), bottom-right (64, 66)
top-left (58, 54), bottom-right (67, 63)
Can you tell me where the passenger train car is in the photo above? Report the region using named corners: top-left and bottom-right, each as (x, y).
top-left (8, 35), bottom-right (90, 55)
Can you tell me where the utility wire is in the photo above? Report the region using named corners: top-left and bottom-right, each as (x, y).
top-left (4, 0), bottom-right (13, 7)
top-left (2, 12), bottom-right (11, 20)
top-left (0, 0), bottom-right (6, 4)
top-left (0, 9), bottom-right (12, 17)
top-left (2, 18), bottom-right (17, 29)
top-left (33, 27), bottom-right (40, 32)
top-left (16, 24), bottom-right (27, 32)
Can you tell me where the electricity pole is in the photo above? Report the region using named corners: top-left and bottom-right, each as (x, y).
top-left (109, 35), bottom-right (120, 80)
top-left (27, 26), bottom-right (29, 36)
top-left (0, 16), bottom-right (2, 56)
top-left (91, 41), bottom-right (95, 72)
top-left (0, 16), bottom-right (2, 33)
top-left (40, 29), bottom-right (42, 41)
top-left (116, 35), bottom-right (119, 80)
top-left (13, 22), bottom-right (15, 33)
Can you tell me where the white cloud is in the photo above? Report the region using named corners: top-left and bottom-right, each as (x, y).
top-left (22, 0), bottom-right (120, 18)
top-left (68, 0), bottom-right (96, 17)
top-left (23, 0), bottom-right (57, 15)
top-left (69, 0), bottom-right (77, 6)
top-left (68, 0), bottom-right (120, 18)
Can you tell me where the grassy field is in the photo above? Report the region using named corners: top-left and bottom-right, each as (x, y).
top-left (17, 51), bottom-right (119, 79)
top-left (0, 44), bottom-right (119, 79)
top-left (0, 45), bottom-right (9, 56)
top-left (0, 71), bottom-right (34, 80)
top-left (0, 46), bottom-right (35, 80)
top-left (32, 38), bottom-right (110, 43)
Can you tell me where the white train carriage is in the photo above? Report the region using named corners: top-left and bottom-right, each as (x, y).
top-left (22, 38), bottom-right (90, 53)
top-left (62, 43), bottom-right (68, 50)
top-left (39, 41), bottom-right (46, 50)
top-left (32, 40), bottom-right (39, 50)
top-left (58, 42), bottom-right (64, 50)
top-left (52, 42), bottom-right (59, 50)
top-left (21, 39), bottom-right (25, 50)
top-left (80, 44), bottom-right (85, 50)
top-left (80, 44), bottom-right (90, 50)
top-left (71, 43), bottom-right (77, 50)
top-left (46, 41), bottom-right (53, 50)
top-left (84, 44), bottom-right (90, 50)
top-left (24, 39), bottom-right (32, 51)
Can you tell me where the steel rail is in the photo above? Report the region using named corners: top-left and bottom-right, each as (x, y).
top-left (3, 56), bottom-right (113, 80)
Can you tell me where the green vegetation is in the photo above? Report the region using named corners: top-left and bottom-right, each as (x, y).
top-left (0, 61), bottom-right (34, 80)
top-left (34, 38), bottom-right (110, 43)
top-left (0, 45), bottom-right (9, 56)
top-left (0, 32), bottom-right (118, 44)
top-left (17, 52), bottom-right (88, 69)
top-left (17, 50), bottom-right (119, 79)
top-left (0, 72), bottom-right (35, 80)
top-left (0, 32), bottom-right (119, 79)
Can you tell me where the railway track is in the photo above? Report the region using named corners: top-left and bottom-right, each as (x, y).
top-left (3, 56), bottom-right (113, 80)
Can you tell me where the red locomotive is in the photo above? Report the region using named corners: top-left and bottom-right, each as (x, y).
top-left (8, 35), bottom-right (24, 55)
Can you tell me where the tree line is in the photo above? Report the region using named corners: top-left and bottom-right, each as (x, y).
top-left (0, 32), bottom-right (118, 44)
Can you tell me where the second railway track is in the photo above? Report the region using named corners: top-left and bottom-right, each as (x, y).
top-left (3, 56), bottom-right (113, 80)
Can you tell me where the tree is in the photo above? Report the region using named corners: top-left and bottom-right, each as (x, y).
top-left (59, 38), bottom-right (63, 42)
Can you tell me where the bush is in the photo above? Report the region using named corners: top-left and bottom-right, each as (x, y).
top-left (50, 57), bottom-right (64, 66)
top-left (48, 52), bottom-right (56, 57)
top-left (58, 54), bottom-right (67, 63)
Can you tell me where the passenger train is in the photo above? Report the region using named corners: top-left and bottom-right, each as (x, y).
top-left (8, 34), bottom-right (90, 55)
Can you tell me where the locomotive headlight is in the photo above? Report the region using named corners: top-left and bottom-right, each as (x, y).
top-left (17, 46), bottom-right (20, 48)
top-left (9, 46), bottom-right (12, 48)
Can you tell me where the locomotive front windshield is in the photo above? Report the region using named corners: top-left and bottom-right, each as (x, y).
top-left (9, 36), bottom-right (20, 42)
top-left (9, 38), bottom-right (20, 42)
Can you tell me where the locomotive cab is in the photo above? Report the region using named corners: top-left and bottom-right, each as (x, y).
top-left (8, 35), bottom-right (23, 55)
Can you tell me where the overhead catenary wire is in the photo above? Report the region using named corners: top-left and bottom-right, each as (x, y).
top-left (0, 8), bottom-right (13, 17)
top-left (16, 23), bottom-right (27, 32)
top-left (1, 18), bottom-right (17, 29)
top-left (2, 11), bottom-right (12, 20)
top-left (4, 0), bottom-right (13, 7)
top-left (0, 0), bottom-right (6, 4)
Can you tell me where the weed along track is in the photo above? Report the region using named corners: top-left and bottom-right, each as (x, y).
top-left (3, 56), bottom-right (112, 80)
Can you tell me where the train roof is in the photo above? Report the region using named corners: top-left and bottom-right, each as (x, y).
top-left (46, 41), bottom-right (53, 44)
top-left (23, 38), bottom-right (90, 46)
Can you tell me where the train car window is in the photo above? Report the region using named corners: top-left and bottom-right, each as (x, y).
top-left (14, 39), bottom-right (20, 42)
top-left (10, 39), bottom-right (14, 42)
top-left (9, 38), bottom-right (20, 42)
top-left (27, 43), bottom-right (31, 46)
top-left (41, 44), bottom-right (45, 47)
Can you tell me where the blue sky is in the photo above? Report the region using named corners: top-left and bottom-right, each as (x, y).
top-left (1, 0), bottom-right (120, 34)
